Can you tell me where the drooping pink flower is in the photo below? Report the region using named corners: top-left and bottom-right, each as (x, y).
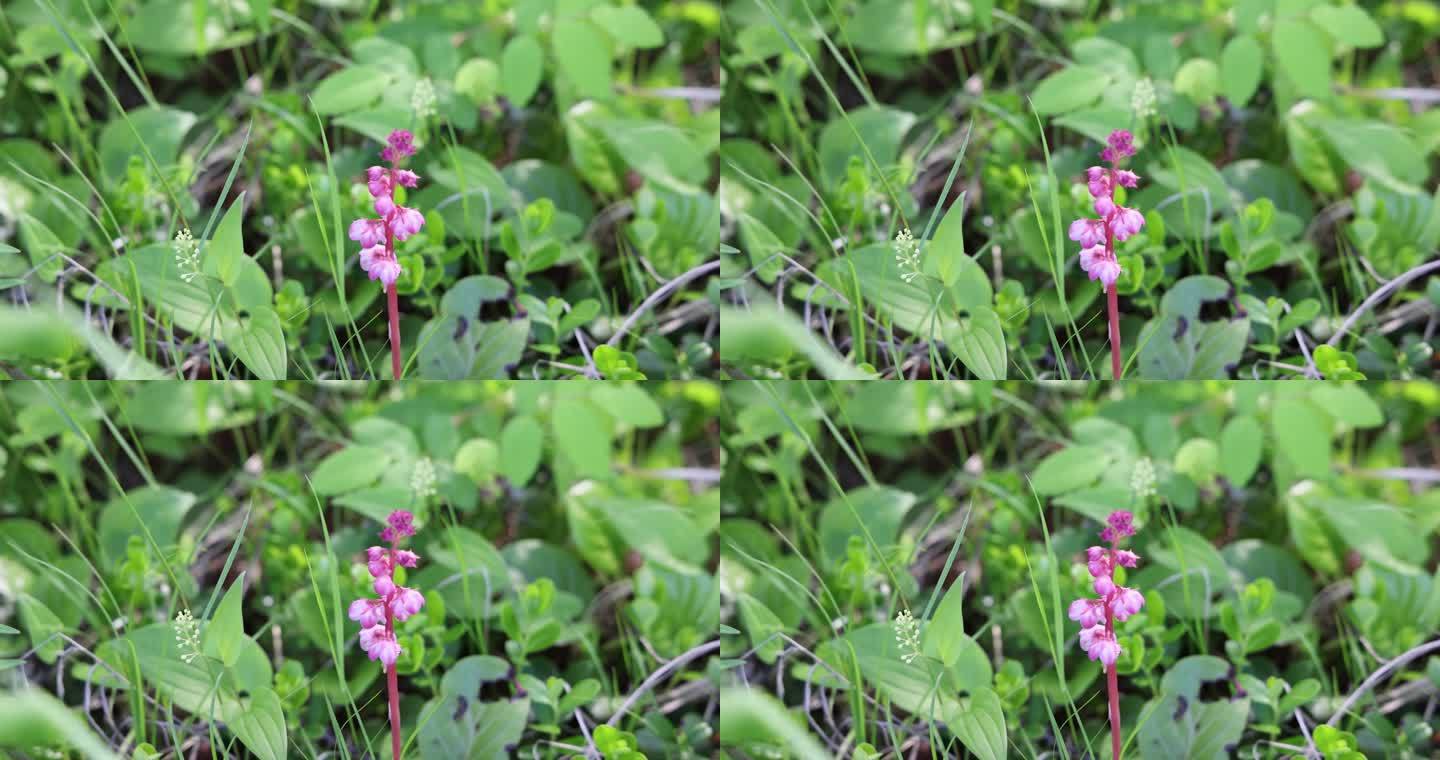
top-left (349, 598), bottom-right (386, 629)
top-left (1069, 598), bottom-right (1107, 629)
top-left (1080, 625), bottom-right (1122, 666)
top-left (1072, 130), bottom-right (1145, 290)
top-left (360, 626), bottom-right (402, 666)
top-left (1069, 218), bottom-right (1106, 249)
top-left (1080, 244), bottom-right (1122, 286)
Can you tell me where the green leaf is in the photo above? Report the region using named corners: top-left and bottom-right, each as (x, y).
top-left (0, 691), bottom-right (122, 760)
top-left (591, 5), bottom-right (664, 49)
top-left (719, 305), bottom-right (869, 380)
top-left (1272, 20), bottom-right (1331, 100)
top-left (945, 307), bottom-right (1007, 380)
top-left (719, 690), bottom-right (832, 760)
top-left (417, 693), bottom-right (529, 760)
top-left (590, 385), bottom-right (663, 428)
top-left (223, 687), bottom-right (287, 760)
top-left (98, 485), bottom-right (197, 567)
top-left (817, 486), bottom-right (917, 565)
top-left (1309, 384), bottom-right (1382, 428)
top-left (923, 578), bottom-right (968, 666)
top-left (925, 195), bottom-right (989, 302)
top-left (500, 35), bottom-right (545, 107)
top-left (737, 593), bottom-right (785, 664)
top-left (1031, 445), bottom-right (1111, 495)
top-left (551, 397), bottom-right (611, 479)
top-left (1173, 58), bottom-right (1220, 105)
top-left (1030, 66), bottom-right (1109, 115)
top-left (311, 65), bottom-right (389, 115)
top-left (98, 105), bottom-right (197, 183)
top-left (202, 194), bottom-right (247, 288)
top-left (499, 415), bottom-right (544, 486)
top-left (18, 594), bottom-right (63, 664)
top-left (1313, 118), bottom-right (1428, 191)
top-left (1270, 396), bottom-right (1330, 479)
top-left (1218, 415), bottom-right (1262, 486)
top-left (552, 19), bottom-right (611, 100)
top-left (1140, 695), bottom-right (1249, 760)
top-left (946, 687), bottom-right (1007, 760)
top-left (1312, 497), bottom-right (1428, 573)
top-left (1311, 5), bottom-right (1384, 49)
top-left (203, 574), bottom-right (246, 668)
top-left (454, 58), bottom-right (499, 105)
top-left (816, 106), bottom-right (917, 187)
top-left (453, 438), bottom-right (499, 484)
top-left (589, 498), bottom-right (708, 568)
top-left (589, 118), bottom-right (709, 193)
top-left (224, 307), bottom-right (287, 380)
top-left (1219, 35), bottom-right (1263, 107)
top-left (311, 445), bottom-right (389, 495)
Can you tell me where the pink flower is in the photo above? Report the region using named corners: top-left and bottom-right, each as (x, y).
top-left (1112, 587), bottom-right (1145, 621)
top-left (1080, 625), bottom-right (1122, 665)
top-left (1093, 574), bottom-right (1116, 596)
top-left (1114, 169), bottom-right (1140, 188)
top-left (360, 626), bottom-right (402, 666)
top-left (380, 129), bottom-right (415, 163)
top-left (1100, 510), bottom-right (1136, 542)
top-left (1069, 218), bottom-right (1106, 249)
top-left (393, 169), bottom-right (419, 188)
top-left (393, 549), bottom-right (419, 568)
top-left (1099, 130), bottom-right (1135, 164)
top-left (389, 207), bottom-right (425, 241)
top-left (374, 574), bottom-right (396, 597)
top-left (374, 194), bottom-right (395, 217)
top-left (391, 587), bottom-right (425, 621)
top-left (1114, 549), bottom-right (1139, 568)
top-left (360, 244), bottom-right (402, 287)
top-left (349, 598), bottom-right (386, 628)
top-left (349, 219), bottom-right (386, 249)
top-left (1111, 207), bottom-right (1146, 242)
top-left (1069, 598), bottom-right (1106, 629)
top-left (1080, 244), bottom-right (1122, 287)
top-left (1094, 195), bottom-right (1115, 218)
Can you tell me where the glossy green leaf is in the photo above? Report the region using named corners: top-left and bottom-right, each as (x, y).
top-left (552, 19), bottom-right (611, 100)
top-left (1031, 66), bottom-right (1109, 115)
top-left (1272, 20), bottom-right (1330, 100)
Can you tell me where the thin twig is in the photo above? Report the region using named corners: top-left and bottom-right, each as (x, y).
top-left (606, 639), bottom-right (719, 727)
top-left (1327, 258), bottom-right (1440, 346)
top-left (606, 260), bottom-right (718, 347)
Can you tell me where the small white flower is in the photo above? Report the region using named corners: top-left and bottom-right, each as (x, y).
top-left (1131, 457), bottom-right (1157, 499)
top-left (1132, 77), bottom-right (1157, 120)
top-left (173, 228), bottom-right (201, 283)
top-left (411, 457), bottom-right (437, 499)
top-left (411, 77), bottom-right (437, 120)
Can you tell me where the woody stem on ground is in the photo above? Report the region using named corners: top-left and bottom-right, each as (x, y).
top-left (1105, 607), bottom-right (1121, 760)
top-left (385, 606), bottom-right (402, 760)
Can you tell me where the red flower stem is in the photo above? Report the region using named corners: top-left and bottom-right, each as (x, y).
top-left (1106, 282), bottom-right (1121, 380)
top-left (385, 606), bottom-right (401, 760)
top-left (1105, 607), bottom-right (1121, 760)
top-left (386, 282), bottom-right (401, 380)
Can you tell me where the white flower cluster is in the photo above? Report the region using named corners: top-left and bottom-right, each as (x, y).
top-left (411, 457), bottom-right (437, 499)
top-left (893, 608), bottom-right (922, 664)
top-left (1131, 457), bottom-right (1157, 499)
top-left (1132, 77), bottom-right (1157, 120)
top-left (894, 228), bottom-right (921, 283)
top-left (173, 609), bottom-right (201, 664)
top-left (412, 77), bottom-right (437, 120)
top-left (173, 228), bottom-right (200, 283)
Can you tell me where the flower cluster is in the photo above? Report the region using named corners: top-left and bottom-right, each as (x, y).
top-left (174, 228), bottom-right (200, 283)
top-left (1069, 130), bottom-right (1145, 288)
top-left (173, 608), bottom-right (201, 664)
top-left (893, 228), bottom-right (921, 283)
top-left (350, 130), bottom-right (425, 288)
top-left (350, 510), bottom-right (424, 667)
top-left (1069, 510), bottom-right (1144, 666)
top-left (893, 608), bottom-right (922, 665)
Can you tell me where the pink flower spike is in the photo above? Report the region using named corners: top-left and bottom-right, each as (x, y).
top-left (381, 130), bottom-right (416, 163)
top-left (1106, 510), bottom-right (1135, 539)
